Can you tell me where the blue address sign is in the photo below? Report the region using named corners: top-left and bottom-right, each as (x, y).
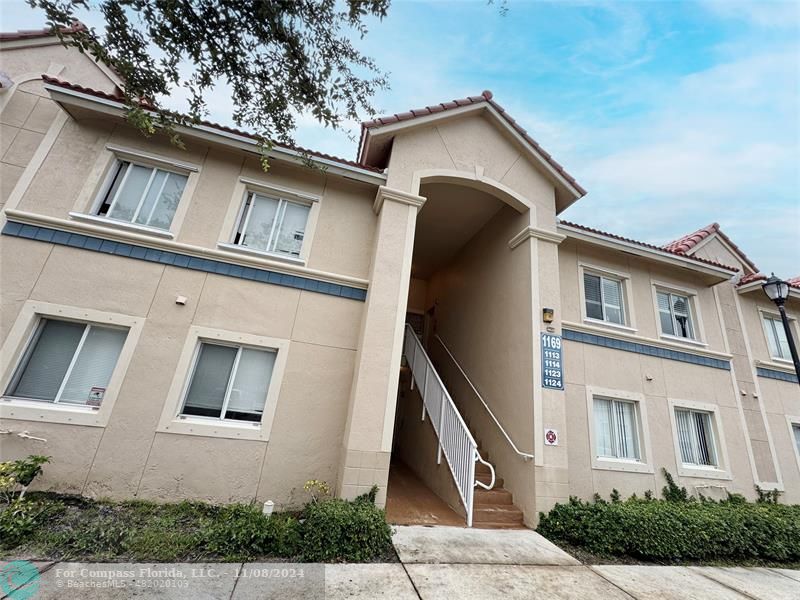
top-left (541, 333), bottom-right (564, 390)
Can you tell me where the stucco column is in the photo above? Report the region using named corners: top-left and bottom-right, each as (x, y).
top-left (337, 186), bottom-right (425, 505)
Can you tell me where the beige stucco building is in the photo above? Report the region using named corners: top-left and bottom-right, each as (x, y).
top-left (1, 29), bottom-right (798, 528)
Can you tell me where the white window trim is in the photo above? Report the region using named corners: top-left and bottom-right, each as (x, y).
top-left (757, 306), bottom-right (796, 365)
top-left (70, 144), bottom-right (200, 239)
top-left (585, 386), bottom-right (653, 474)
top-left (578, 263), bottom-right (637, 332)
top-left (218, 177), bottom-right (321, 266)
top-left (667, 398), bottom-right (731, 480)
top-left (0, 301), bottom-right (143, 427)
top-left (651, 280), bottom-right (707, 347)
top-left (156, 326), bottom-right (289, 442)
top-left (786, 416), bottom-right (800, 477)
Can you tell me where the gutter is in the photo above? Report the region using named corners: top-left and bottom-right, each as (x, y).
top-left (44, 84), bottom-right (387, 186)
top-left (558, 223), bottom-right (737, 279)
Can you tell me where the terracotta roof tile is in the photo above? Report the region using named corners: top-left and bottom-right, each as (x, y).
top-left (0, 22), bottom-right (86, 42)
top-left (663, 222), bottom-right (759, 272)
top-left (41, 75), bottom-right (383, 175)
top-left (359, 90), bottom-right (586, 197)
top-left (559, 219), bottom-right (739, 272)
top-left (736, 272), bottom-right (800, 290)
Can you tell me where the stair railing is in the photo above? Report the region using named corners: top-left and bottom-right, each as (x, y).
top-left (403, 324), bottom-right (495, 527)
top-left (433, 334), bottom-right (535, 461)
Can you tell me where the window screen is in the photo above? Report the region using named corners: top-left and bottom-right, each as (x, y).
top-left (7, 318), bottom-right (127, 406)
top-left (96, 160), bottom-right (188, 230)
top-left (181, 342), bottom-right (276, 422)
top-left (234, 192), bottom-right (310, 258)
top-left (584, 273), bottom-right (624, 325)
top-left (594, 397), bottom-right (640, 460)
top-left (675, 408), bottom-right (717, 466)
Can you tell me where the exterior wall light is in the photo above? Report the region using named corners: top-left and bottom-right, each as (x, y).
top-left (761, 273), bottom-right (800, 386)
top-left (542, 308), bottom-right (554, 323)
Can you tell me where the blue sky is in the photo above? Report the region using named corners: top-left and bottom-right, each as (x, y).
top-left (3, 0), bottom-right (799, 275)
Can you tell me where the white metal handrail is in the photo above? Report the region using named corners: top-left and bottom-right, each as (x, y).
top-left (434, 334), bottom-right (535, 461)
top-left (403, 324), bottom-right (494, 527)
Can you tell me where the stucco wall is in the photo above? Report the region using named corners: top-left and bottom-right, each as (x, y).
top-left (0, 235), bottom-right (364, 507)
top-left (422, 204), bottom-right (538, 524)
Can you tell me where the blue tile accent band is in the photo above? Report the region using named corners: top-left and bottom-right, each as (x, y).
top-left (2, 221), bottom-right (367, 302)
top-left (756, 367), bottom-right (799, 384)
top-left (562, 327), bottom-right (730, 370)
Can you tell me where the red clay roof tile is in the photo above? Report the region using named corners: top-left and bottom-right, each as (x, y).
top-left (41, 75), bottom-right (383, 175)
top-left (664, 222), bottom-right (758, 272)
top-left (559, 220), bottom-right (739, 272)
top-left (0, 22), bottom-right (86, 42)
top-left (359, 90), bottom-right (586, 197)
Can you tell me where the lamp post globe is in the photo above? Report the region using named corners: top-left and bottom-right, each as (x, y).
top-left (761, 274), bottom-right (800, 386)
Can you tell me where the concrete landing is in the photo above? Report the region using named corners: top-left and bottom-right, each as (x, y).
top-left (392, 524), bottom-right (580, 565)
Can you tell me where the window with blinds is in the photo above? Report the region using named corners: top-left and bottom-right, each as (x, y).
top-left (180, 342), bottom-right (276, 422)
top-left (762, 315), bottom-right (791, 361)
top-left (96, 160), bottom-right (188, 230)
top-left (657, 291), bottom-right (695, 339)
top-left (675, 408), bottom-right (717, 467)
top-left (233, 192), bottom-right (310, 258)
top-left (584, 273), bottom-right (625, 325)
top-left (5, 318), bottom-right (128, 406)
top-left (594, 397), bottom-right (640, 460)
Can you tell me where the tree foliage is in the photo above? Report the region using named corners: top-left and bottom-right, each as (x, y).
top-left (29, 0), bottom-right (391, 153)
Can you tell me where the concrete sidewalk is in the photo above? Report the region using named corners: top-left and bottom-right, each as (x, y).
top-left (2, 526), bottom-right (799, 599)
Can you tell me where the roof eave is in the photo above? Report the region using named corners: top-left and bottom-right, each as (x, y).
top-left (44, 83), bottom-right (387, 186)
top-left (559, 223), bottom-right (737, 280)
top-left (360, 102), bottom-right (584, 210)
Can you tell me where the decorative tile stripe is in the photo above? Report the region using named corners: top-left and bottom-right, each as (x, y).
top-left (2, 221), bottom-right (367, 301)
top-left (562, 327), bottom-right (730, 371)
top-left (756, 367), bottom-right (798, 384)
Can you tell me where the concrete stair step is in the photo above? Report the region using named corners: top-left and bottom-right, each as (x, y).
top-left (473, 504), bottom-right (524, 525)
top-left (474, 487), bottom-right (513, 506)
top-left (475, 461), bottom-right (492, 475)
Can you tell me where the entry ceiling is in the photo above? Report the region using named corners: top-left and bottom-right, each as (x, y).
top-left (411, 183), bottom-right (505, 279)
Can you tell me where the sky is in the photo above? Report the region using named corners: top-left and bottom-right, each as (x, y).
top-left (3, 0), bottom-right (799, 276)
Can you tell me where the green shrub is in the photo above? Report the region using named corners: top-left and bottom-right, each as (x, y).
top-left (300, 487), bottom-right (392, 562)
top-left (203, 504), bottom-right (300, 560)
top-left (0, 498), bottom-right (63, 548)
top-left (537, 494), bottom-right (800, 563)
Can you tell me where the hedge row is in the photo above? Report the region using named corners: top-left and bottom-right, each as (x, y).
top-left (537, 495), bottom-right (800, 562)
top-left (1, 488), bottom-right (392, 562)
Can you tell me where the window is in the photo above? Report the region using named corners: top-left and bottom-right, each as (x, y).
top-left (584, 273), bottom-right (625, 325)
top-left (794, 424), bottom-right (800, 456)
top-left (5, 318), bottom-right (127, 407)
top-left (762, 314), bottom-right (791, 361)
top-left (180, 342), bottom-right (276, 423)
top-left (657, 291), bottom-right (695, 339)
top-left (233, 191), bottom-right (310, 258)
top-left (594, 397), bottom-right (640, 460)
top-left (675, 408), bottom-right (717, 467)
top-left (96, 160), bottom-right (188, 230)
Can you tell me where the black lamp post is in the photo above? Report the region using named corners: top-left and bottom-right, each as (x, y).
top-left (761, 274), bottom-right (800, 386)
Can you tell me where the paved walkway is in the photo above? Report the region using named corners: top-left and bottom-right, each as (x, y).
top-left (2, 526), bottom-right (799, 599)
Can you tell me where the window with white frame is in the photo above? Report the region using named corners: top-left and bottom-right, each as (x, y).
top-left (674, 408), bottom-right (717, 467)
top-left (657, 290), bottom-right (695, 339)
top-left (794, 424), bottom-right (800, 455)
top-left (233, 191), bottom-right (310, 258)
top-left (5, 318), bottom-right (128, 407)
top-left (180, 342), bottom-right (276, 423)
top-left (593, 396), bottom-right (640, 460)
top-left (762, 314), bottom-right (792, 361)
top-left (96, 159), bottom-right (188, 230)
top-left (584, 272), bottom-right (625, 325)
